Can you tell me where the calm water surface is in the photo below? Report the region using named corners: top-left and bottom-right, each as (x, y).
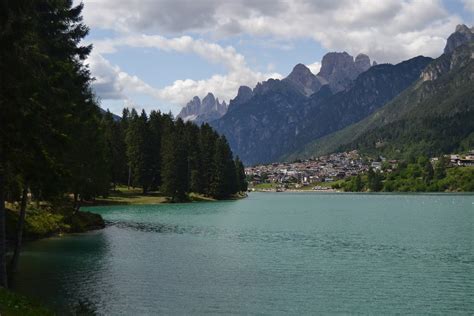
top-left (12, 193), bottom-right (474, 314)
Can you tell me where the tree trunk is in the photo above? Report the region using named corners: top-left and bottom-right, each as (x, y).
top-left (0, 165), bottom-right (8, 287)
top-left (10, 185), bottom-right (28, 273)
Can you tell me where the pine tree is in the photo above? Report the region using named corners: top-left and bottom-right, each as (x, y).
top-left (1, 0), bottom-right (105, 275)
top-left (199, 124), bottom-right (218, 195)
top-left (184, 122), bottom-right (202, 193)
top-left (148, 111), bottom-right (162, 190)
top-left (102, 111), bottom-right (127, 190)
top-left (209, 137), bottom-right (227, 199)
top-left (174, 119), bottom-right (189, 200)
top-left (125, 109), bottom-right (151, 193)
top-left (160, 117), bottom-right (189, 201)
top-left (235, 156), bottom-right (248, 192)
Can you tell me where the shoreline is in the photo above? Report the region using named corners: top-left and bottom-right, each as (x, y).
top-left (251, 189), bottom-right (474, 195)
top-left (87, 187), bottom-right (247, 207)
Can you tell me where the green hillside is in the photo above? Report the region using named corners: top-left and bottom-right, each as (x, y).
top-left (285, 42), bottom-right (474, 160)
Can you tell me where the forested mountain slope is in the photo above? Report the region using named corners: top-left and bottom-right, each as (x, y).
top-left (213, 56), bottom-right (431, 165)
top-left (285, 42), bottom-right (474, 160)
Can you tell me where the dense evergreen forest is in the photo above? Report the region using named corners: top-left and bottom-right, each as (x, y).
top-left (103, 109), bottom-right (247, 201)
top-left (0, 0), bottom-right (246, 289)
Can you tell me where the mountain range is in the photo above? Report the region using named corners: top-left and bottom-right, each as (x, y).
top-left (177, 92), bottom-right (228, 125)
top-left (201, 24), bottom-right (474, 165)
top-left (286, 39), bottom-right (474, 161)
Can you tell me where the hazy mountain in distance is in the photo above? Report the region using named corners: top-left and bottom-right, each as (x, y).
top-left (177, 92), bottom-right (228, 125)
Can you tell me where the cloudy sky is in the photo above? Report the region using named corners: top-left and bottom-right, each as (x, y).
top-left (79, 0), bottom-right (474, 115)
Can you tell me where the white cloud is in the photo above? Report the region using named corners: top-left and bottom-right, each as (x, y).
top-left (82, 0), bottom-right (465, 63)
top-left (93, 35), bottom-right (246, 71)
top-left (306, 62), bottom-right (321, 75)
top-left (88, 36), bottom-right (281, 111)
top-left (464, 0), bottom-right (474, 12)
top-left (79, 0), bottom-right (468, 114)
top-left (87, 52), bottom-right (161, 101)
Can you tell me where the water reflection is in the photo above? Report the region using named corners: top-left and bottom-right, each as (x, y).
top-left (11, 193), bottom-right (474, 314)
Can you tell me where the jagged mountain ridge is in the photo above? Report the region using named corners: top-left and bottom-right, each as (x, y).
top-left (444, 24), bottom-right (474, 54)
top-left (177, 92), bottom-right (227, 125)
top-left (286, 40), bottom-right (474, 160)
top-left (178, 51), bottom-right (373, 125)
top-left (318, 52), bottom-right (372, 92)
top-left (212, 52), bottom-right (431, 165)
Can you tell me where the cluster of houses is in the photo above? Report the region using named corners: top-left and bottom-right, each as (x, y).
top-left (246, 149), bottom-right (474, 189)
top-left (448, 153), bottom-right (474, 166)
top-left (245, 151), bottom-right (369, 187)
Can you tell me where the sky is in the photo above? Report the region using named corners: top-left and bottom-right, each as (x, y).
top-left (77, 0), bottom-right (474, 115)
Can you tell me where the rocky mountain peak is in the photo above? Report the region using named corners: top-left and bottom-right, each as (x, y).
top-left (288, 63), bottom-right (313, 77)
top-left (444, 24), bottom-right (473, 54)
top-left (318, 51), bottom-right (372, 93)
top-left (237, 85), bottom-right (253, 98)
top-left (228, 86), bottom-right (254, 112)
top-left (355, 54), bottom-right (371, 72)
top-left (423, 41), bottom-right (474, 82)
top-left (284, 63), bottom-right (326, 96)
top-left (202, 92), bottom-right (216, 107)
top-left (318, 52), bottom-right (353, 78)
top-left (177, 92), bottom-right (228, 124)
top-left (456, 24), bottom-right (471, 33)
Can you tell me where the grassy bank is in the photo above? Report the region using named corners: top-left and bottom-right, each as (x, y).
top-left (93, 186), bottom-right (168, 205)
top-left (5, 202), bottom-right (105, 242)
top-left (91, 186), bottom-right (246, 206)
top-left (0, 288), bottom-right (53, 316)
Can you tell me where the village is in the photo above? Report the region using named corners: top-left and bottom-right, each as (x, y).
top-left (245, 150), bottom-right (474, 192)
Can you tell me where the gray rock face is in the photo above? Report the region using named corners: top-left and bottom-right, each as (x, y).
top-left (177, 92), bottom-right (228, 124)
top-left (212, 55), bottom-right (430, 165)
top-left (283, 63), bottom-right (327, 96)
top-left (228, 86), bottom-right (254, 112)
top-left (177, 96), bottom-right (201, 121)
top-left (317, 52), bottom-right (371, 92)
top-left (355, 54), bottom-right (371, 72)
top-left (444, 24), bottom-right (473, 54)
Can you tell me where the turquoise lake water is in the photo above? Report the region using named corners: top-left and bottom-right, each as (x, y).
top-left (11, 192), bottom-right (474, 314)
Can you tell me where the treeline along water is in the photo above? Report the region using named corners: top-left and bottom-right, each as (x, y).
top-left (0, 0), bottom-right (247, 287)
top-left (11, 193), bottom-right (474, 314)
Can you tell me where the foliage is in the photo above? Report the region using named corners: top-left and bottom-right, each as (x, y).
top-left (5, 202), bottom-right (105, 240)
top-left (289, 43), bottom-right (474, 161)
top-left (341, 158), bottom-right (474, 192)
top-left (107, 110), bottom-right (247, 202)
top-left (0, 288), bottom-right (53, 316)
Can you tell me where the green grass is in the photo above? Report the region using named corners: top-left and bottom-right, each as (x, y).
top-left (94, 185), bottom-right (219, 205)
top-left (0, 288), bottom-right (53, 316)
top-left (94, 186), bottom-right (168, 205)
top-left (5, 201), bottom-right (105, 241)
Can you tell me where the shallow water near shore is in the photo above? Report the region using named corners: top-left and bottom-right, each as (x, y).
top-left (11, 192), bottom-right (474, 314)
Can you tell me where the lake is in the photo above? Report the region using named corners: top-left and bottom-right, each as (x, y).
top-left (11, 193), bottom-right (474, 314)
